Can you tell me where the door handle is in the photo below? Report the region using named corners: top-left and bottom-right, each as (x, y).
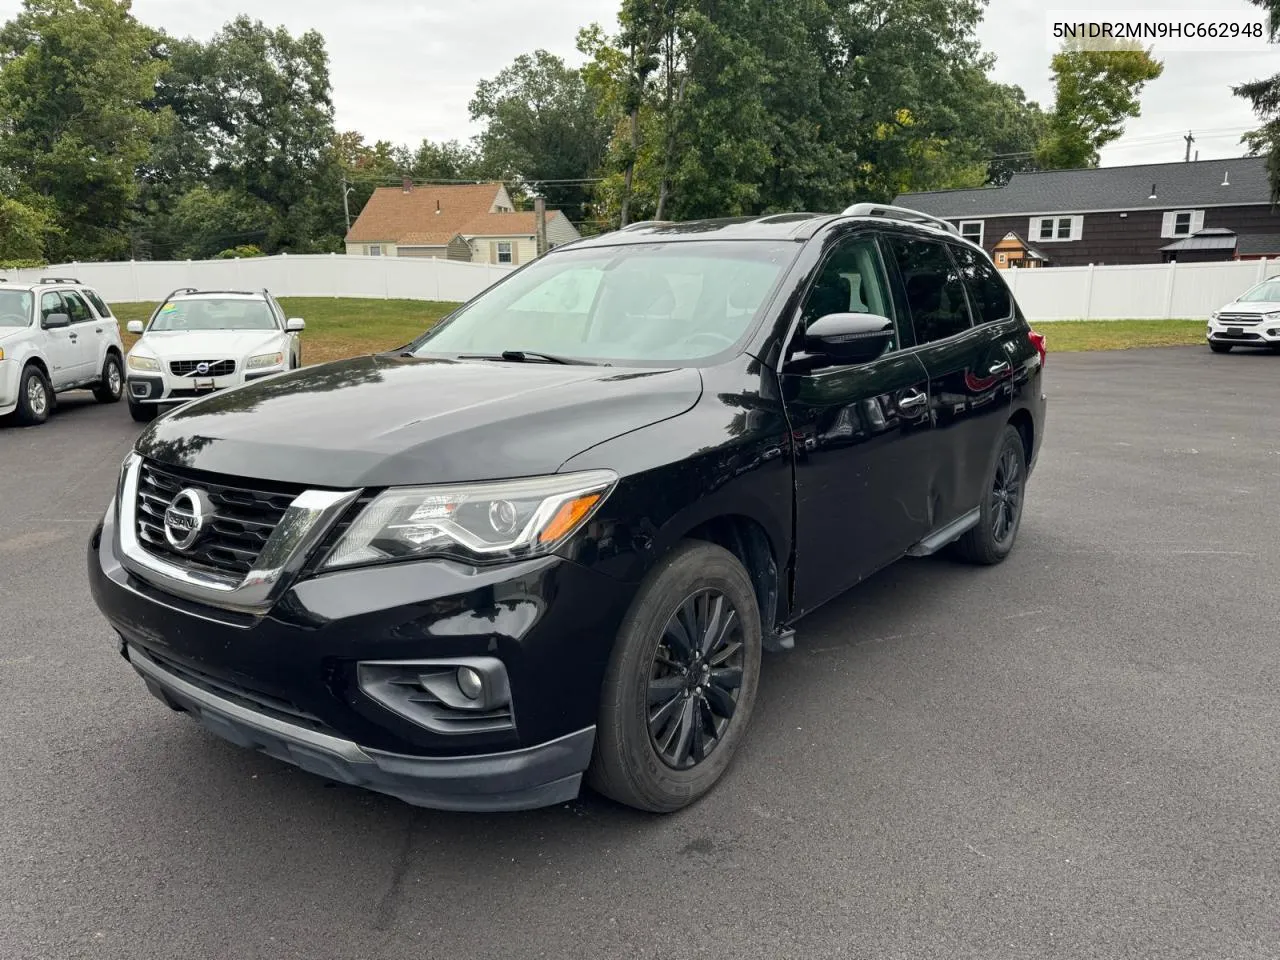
top-left (898, 389), bottom-right (928, 411)
top-left (95, 327), bottom-right (103, 333)
top-left (988, 360), bottom-right (1011, 376)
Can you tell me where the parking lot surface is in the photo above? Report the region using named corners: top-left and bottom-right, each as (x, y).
top-left (2, 346), bottom-right (1279, 960)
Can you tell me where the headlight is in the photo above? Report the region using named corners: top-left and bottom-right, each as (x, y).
top-left (1210, 311), bottom-right (1220, 320)
top-left (0, 347), bottom-right (6, 361)
top-left (322, 470), bottom-right (617, 569)
top-left (1265, 311), bottom-right (1280, 321)
top-left (246, 351), bottom-right (284, 370)
top-left (127, 354), bottom-right (159, 372)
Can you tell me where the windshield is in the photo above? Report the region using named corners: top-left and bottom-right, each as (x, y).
top-left (0, 290), bottom-right (33, 327)
top-left (412, 240), bottom-right (798, 365)
top-left (148, 298), bottom-right (279, 332)
top-left (1238, 278), bottom-right (1280, 303)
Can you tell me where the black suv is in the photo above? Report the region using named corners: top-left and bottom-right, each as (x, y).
top-left (89, 206), bottom-right (1047, 813)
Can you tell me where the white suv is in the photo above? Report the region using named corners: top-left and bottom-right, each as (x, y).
top-left (1207, 274), bottom-right (1280, 353)
top-left (0, 278), bottom-right (126, 426)
top-left (125, 289), bottom-right (305, 422)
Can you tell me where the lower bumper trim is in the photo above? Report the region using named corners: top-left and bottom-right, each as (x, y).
top-left (127, 643), bottom-right (594, 812)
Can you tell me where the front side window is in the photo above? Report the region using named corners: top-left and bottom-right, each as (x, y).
top-left (0, 290), bottom-right (34, 327)
top-left (147, 298), bottom-right (280, 332)
top-left (497, 241), bottom-right (513, 264)
top-left (412, 239), bottom-right (798, 365)
top-left (950, 245), bottom-right (1013, 325)
top-left (797, 236), bottom-right (895, 346)
top-left (40, 292), bottom-right (63, 323)
top-left (61, 291), bottom-right (93, 323)
top-left (883, 236), bottom-right (973, 344)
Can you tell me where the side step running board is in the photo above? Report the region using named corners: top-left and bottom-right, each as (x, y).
top-left (906, 507), bottom-right (980, 557)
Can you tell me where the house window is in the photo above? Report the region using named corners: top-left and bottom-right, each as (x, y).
top-left (1031, 216), bottom-right (1082, 242)
top-left (1162, 210), bottom-right (1204, 238)
top-left (368, 244), bottom-right (382, 257)
top-left (497, 241), bottom-right (513, 264)
top-left (959, 221), bottom-right (984, 246)
top-left (996, 252), bottom-right (1007, 265)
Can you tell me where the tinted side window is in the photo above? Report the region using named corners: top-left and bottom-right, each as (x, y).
top-left (950, 245), bottom-right (1012, 325)
top-left (798, 235), bottom-right (894, 343)
top-left (884, 237), bottom-right (972, 344)
top-left (83, 289), bottom-right (113, 319)
top-left (40, 292), bottom-right (63, 322)
top-left (62, 291), bottom-right (93, 323)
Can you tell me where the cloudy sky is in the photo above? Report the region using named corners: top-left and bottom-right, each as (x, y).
top-left (2, 0), bottom-right (1273, 168)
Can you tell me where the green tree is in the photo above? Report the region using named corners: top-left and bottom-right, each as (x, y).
top-left (0, 195), bottom-right (58, 261)
top-left (1234, 0), bottom-right (1279, 203)
top-left (1035, 38), bottom-right (1163, 169)
top-left (0, 0), bottom-right (167, 260)
top-left (470, 50), bottom-right (611, 222)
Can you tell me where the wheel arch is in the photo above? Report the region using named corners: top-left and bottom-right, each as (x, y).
top-left (22, 353), bottom-right (51, 381)
top-left (1009, 407), bottom-right (1034, 465)
top-left (672, 513), bottom-right (784, 636)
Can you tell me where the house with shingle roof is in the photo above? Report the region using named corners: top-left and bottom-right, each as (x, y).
top-left (894, 156), bottom-right (1279, 266)
top-left (344, 180), bottom-right (581, 265)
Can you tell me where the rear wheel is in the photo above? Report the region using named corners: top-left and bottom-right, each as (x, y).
top-left (93, 354), bottom-right (124, 403)
top-left (588, 541), bottom-right (762, 813)
top-left (1209, 342), bottom-right (1232, 354)
top-left (128, 399), bottom-right (156, 423)
top-left (14, 364), bottom-right (52, 426)
top-left (950, 424), bottom-right (1026, 566)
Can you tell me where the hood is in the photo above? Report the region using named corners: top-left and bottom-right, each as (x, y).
top-left (1222, 299), bottom-right (1280, 315)
top-left (0, 326), bottom-right (31, 344)
top-left (133, 329), bottom-right (285, 359)
top-left (136, 355), bottom-right (703, 487)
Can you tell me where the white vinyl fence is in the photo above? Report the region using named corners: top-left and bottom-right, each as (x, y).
top-left (1000, 257), bottom-right (1277, 322)
top-left (3, 251), bottom-right (1274, 322)
top-left (0, 254), bottom-right (515, 305)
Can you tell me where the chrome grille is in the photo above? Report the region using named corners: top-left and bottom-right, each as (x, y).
top-left (170, 359), bottom-right (236, 377)
top-left (135, 460), bottom-right (304, 577)
top-left (1216, 313), bottom-right (1263, 326)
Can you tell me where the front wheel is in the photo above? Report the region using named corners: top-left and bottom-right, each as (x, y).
top-left (588, 541), bottom-right (763, 813)
top-left (14, 364), bottom-right (52, 426)
top-left (1209, 342), bottom-right (1232, 354)
top-left (950, 424), bottom-right (1027, 566)
top-left (93, 354), bottom-right (124, 403)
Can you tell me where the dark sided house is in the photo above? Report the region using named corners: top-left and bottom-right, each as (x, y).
top-left (894, 156), bottom-right (1280, 267)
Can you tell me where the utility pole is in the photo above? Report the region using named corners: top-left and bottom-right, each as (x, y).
top-left (534, 195), bottom-right (548, 257)
top-left (1184, 131), bottom-right (1195, 162)
top-left (341, 176), bottom-right (353, 232)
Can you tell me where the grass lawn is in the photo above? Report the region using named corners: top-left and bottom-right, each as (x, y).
top-left (109, 298), bottom-right (1210, 364)
top-left (110, 297), bottom-right (461, 366)
top-left (1035, 319), bottom-right (1206, 352)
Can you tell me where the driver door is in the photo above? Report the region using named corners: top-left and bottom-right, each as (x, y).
top-left (39, 292), bottom-right (79, 389)
top-left (781, 233), bottom-right (935, 616)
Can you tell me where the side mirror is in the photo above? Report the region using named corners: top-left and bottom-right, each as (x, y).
top-left (286, 317), bottom-right (305, 332)
top-left (43, 312), bottom-right (70, 329)
top-left (802, 312), bottom-right (895, 364)
top-left (126, 320), bottom-right (144, 334)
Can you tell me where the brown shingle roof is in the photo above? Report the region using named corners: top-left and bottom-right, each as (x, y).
top-left (346, 182), bottom-right (506, 245)
top-left (459, 210), bottom-right (567, 238)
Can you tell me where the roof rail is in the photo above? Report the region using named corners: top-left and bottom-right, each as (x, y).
top-left (618, 220), bottom-right (672, 232)
top-left (840, 203), bottom-right (959, 236)
top-left (40, 276), bottom-right (83, 284)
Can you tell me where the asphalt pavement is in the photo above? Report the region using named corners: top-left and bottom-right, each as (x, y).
top-left (2, 346), bottom-right (1279, 960)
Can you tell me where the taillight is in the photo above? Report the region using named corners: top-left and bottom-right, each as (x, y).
top-left (1028, 329), bottom-right (1046, 367)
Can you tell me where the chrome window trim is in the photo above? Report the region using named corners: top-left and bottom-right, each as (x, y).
top-left (115, 452), bottom-right (361, 614)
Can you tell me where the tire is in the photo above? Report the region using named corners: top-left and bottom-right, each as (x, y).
top-left (1209, 342), bottom-right (1232, 354)
top-left (93, 354), bottom-right (124, 403)
top-left (128, 400), bottom-right (156, 423)
top-left (14, 364), bottom-right (53, 426)
top-left (588, 541), bottom-right (763, 813)
top-left (950, 424), bottom-right (1027, 566)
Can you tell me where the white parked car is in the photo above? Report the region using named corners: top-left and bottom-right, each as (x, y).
top-left (1207, 274), bottom-right (1280, 353)
top-left (0, 277), bottom-right (126, 426)
top-left (125, 288), bottom-right (305, 422)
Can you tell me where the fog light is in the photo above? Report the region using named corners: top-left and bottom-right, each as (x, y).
top-left (456, 666), bottom-right (483, 700)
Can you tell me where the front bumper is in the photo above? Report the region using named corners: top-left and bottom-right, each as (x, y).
top-left (126, 642), bottom-right (593, 811)
top-left (89, 497), bottom-right (636, 812)
top-left (1206, 319), bottom-right (1280, 346)
top-left (0, 358), bottom-right (17, 415)
top-left (126, 366), bottom-right (285, 404)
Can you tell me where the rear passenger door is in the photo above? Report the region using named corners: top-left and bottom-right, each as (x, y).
top-left (880, 235), bottom-right (1014, 530)
top-left (60, 290), bottom-right (102, 381)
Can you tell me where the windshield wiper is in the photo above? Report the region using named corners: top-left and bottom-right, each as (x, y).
top-left (458, 350), bottom-right (593, 366)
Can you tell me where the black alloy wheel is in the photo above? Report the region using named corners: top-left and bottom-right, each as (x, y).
top-left (990, 443), bottom-right (1023, 546)
top-left (646, 589), bottom-right (745, 770)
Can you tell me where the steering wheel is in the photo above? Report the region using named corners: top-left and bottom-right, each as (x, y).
top-left (677, 331), bottom-right (735, 352)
